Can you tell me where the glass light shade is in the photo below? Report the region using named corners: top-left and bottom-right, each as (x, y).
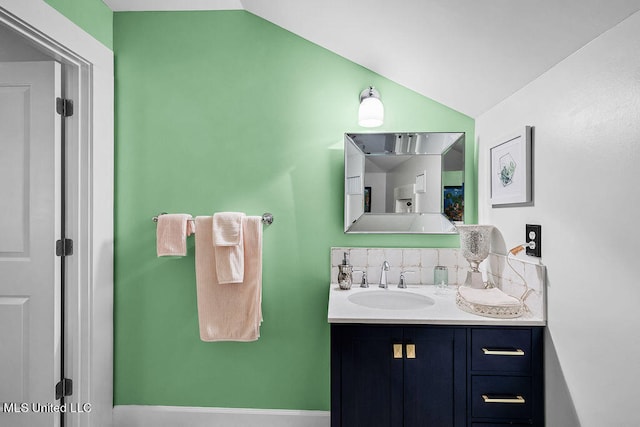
top-left (358, 96), bottom-right (384, 127)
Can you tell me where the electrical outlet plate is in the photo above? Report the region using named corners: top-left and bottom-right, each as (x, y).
top-left (526, 224), bottom-right (541, 257)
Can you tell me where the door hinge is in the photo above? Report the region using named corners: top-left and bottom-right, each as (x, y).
top-left (55, 378), bottom-right (73, 400)
top-left (56, 239), bottom-right (73, 256)
top-left (56, 97), bottom-right (74, 117)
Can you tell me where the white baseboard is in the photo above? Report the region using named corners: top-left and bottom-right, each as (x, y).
top-left (113, 405), bottom-right (331, 427)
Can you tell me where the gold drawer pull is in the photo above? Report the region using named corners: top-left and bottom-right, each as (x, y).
top-left (482, 394), bottom-right (526, 404)
top-left (393, 344), bottom-right (403, 359)
top-left (482, 347), bottom-right (525, 356)
top-left (406, 344), bottom-right (416, 359)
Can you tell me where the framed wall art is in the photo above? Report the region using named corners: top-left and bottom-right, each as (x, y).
top-left (364, 186), bottom-right (371, 213)
top-left (444, 185), bottom-right (464, 221)
top-left (490, 126), bottom-right (532, 206)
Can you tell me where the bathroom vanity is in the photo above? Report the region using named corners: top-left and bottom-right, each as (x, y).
top-left (328, 285), bottom-right (545, 427)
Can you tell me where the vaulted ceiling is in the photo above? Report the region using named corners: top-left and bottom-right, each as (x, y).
top-left (104, 0), bottom-right (640, 118)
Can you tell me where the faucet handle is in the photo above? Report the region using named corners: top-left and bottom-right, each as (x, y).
top-left (353, 270), bottom-right (368, 288)
top-left (398, 271), bottom-right (415, 289)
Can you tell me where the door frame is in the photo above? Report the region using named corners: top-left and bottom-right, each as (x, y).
top-left (0, 2), bottom-right (114, 427)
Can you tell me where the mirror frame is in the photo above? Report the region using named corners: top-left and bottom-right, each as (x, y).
top-left (344, 132), bottom-right (465, 234)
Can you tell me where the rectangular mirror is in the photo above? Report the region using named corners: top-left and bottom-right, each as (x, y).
top-left (344, 132), bottom-right (465, 234)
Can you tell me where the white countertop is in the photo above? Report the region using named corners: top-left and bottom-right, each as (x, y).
top-left (327, 283), bottom-right (546, 326)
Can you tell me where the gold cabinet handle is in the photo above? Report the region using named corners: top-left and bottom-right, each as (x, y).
top-left (482, 347), bottom-right (525, 356)
top-left (393, 343), bottom-right (403, 359)
top-left (406, 344), bottom-right (416, 359)
top-left (482, 394), bottom-right (526, 404)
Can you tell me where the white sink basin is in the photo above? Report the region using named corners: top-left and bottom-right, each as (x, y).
top-left (348, 290), bottom-right (435, 310)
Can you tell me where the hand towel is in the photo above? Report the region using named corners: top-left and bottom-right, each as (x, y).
top-left (195, 216), bottom-right (263, 342)
top-left (213, 212), bottom-right (245, 245)
top-left (156, 214), bottom-right (194, 257)
top-left (212, 212), bottom-right (246, 284)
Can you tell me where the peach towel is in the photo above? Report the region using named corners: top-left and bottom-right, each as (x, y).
top-left (156, 214), bottom-right (195, 257)
top-left (195, 216), bottom-right (263, 342)
top-left (213, 212), bottom-right (246, 284)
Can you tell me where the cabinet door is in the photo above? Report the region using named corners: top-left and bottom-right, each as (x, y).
top-left (332, 325), bottom-right (403, 427)
top-left (404, 327), bottom-right (466, 427)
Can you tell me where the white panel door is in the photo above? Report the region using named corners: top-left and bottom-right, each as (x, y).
top-left (0, 61), bottom-right (61, 427)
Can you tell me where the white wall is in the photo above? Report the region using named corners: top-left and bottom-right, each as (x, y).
top-left (387, 155), bottom-right (441, 213)
top-left (476, 10), bottom-right (640, 427)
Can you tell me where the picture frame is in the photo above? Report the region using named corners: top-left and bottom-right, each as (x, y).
top-left (490, 126), bottom-right (532, 206)
top-left (443, 185), bottom-right (464, 222)
top-left (364, 186), bottom-right (371, 213)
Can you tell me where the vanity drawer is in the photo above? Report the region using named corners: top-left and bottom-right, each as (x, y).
top-left (471, 328), bottom-right (532, 373)
top-left (471, 375), bottom-right (532, 420)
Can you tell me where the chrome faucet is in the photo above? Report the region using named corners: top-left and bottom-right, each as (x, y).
top-left (379, 261), bottom-right (390, 288)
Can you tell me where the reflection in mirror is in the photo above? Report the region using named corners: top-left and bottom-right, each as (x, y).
top-left (344, 132), bottom-right (464, 234)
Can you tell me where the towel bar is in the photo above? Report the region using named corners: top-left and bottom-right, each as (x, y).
top-left (152, 212), bottom-right (274, 226)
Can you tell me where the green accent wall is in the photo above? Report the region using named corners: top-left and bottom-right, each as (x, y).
top-left (114, 10), bottom-right (475, 410)
top-left (45, 0), bottom-right (113, 49)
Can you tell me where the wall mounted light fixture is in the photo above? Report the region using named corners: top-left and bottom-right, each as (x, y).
top-left (358, 86), bottom-right (384, 127)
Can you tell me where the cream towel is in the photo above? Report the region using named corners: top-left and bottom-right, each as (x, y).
top-left (213, 212), bottom-right (246, 284)
top-left (213, 212), bottom-right (244, 245)
top-left (457, 286), bottom-right (521, 306)
top-left (156, 214), bottom-right (194, 257)
top-left (195, 216), bottom-right (263, 342)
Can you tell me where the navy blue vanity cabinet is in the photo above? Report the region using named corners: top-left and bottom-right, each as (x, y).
top-left (331, 324), bottom-right (466, 427)
top-left (468, 327), bottom-right (544, 426)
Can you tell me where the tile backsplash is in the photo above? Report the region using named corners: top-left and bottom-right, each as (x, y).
top-left (331, 247), bottom-right (468, 286)
top-left (331, 247), bottom-right (546, 319)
